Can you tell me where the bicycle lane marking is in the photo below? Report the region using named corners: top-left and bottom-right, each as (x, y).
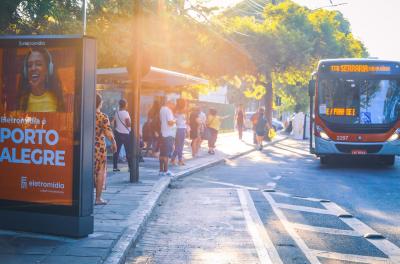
top-left (237, 188), bottom-right (283, 264)
top-left (191, 178), bottom-right (259, 190)
top-left (323, 202), bottom-right (400, 263)
top-left (310, 250), bottom-right (391, 264)
top-left (262, 191), bottom-right (321, 264)
top-left (262, 191), bottom-right (396, 264)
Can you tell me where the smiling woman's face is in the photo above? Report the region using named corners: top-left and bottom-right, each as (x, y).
top-left (27, 51), bottom-right (47, 91)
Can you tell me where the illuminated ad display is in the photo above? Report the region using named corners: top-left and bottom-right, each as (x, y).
top-left (0, 38), bottom-right (78, 206)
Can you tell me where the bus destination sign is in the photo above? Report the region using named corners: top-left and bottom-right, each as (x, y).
top-left (330, 64), bottom-right (391, 73)
top-left (326, 107), bottom-right (356, 117)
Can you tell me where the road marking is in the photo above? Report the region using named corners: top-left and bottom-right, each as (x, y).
top-left (273, 176), bottom-right (282, 181)
top-left (237, 189), bottom-right (283, 264)
top-left (275, 142), bottom-right (311, 154)
top-left (274, 202), bottom-right (335, 215)
top-left (273, 191), bottom-right (324, 203)
top-left (191, 178), bottom-right (259, 190)
top-left (262, 192), bottom-right (321, 264)
top-left (322, 202), bottom-right (400, 263)
top-left (310, 249), bottom-right (391, 264)
top-left (291, 223), bottom-right (361, 237)
top-left (263, 190), bottom-right (399, 263)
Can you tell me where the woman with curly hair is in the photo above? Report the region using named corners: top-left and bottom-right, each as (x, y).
top-left (94, 93), bottom-right (117, 205)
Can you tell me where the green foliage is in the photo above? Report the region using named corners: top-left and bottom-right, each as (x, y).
top-left (0, 0), bottom-right (368, 110)
top-left (220, 0), bottom-right (368, 112)
top-left (0, 0), bottom-right (82, 34)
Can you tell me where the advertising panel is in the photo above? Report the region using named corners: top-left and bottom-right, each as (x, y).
top-left (0, 41), bottom-right (77, 206)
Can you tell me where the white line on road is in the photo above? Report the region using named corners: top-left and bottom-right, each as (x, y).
top-left (263, 190), bottom-right (399, 263)
top-left (322, 202), bottom-right (400, 263)
top-left (262, 192), bottom-right (321, 264)
top-left (274, 202), bottom-right (335, 215)
top-left (273, 192), bottom-right (324, 203)
top-left (273, 176), bottom-right (282, 181)
top-left (191, 178), bottom-right (259, 190)
top-left (291, 223), bottom-right (361, 237)
top-left (237, 189), bottom-right (283, 264)
top-left (310, 249), bottom-right (391, 264)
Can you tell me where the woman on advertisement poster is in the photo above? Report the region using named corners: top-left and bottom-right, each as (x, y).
top-left (17, 48), bottom-right (65, 112)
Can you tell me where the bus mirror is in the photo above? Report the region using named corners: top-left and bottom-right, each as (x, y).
top-left (308, 80), bottom-right (315, 97)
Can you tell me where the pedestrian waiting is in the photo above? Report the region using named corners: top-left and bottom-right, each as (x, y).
top-left (198, 106), bottom-right (207, 146)
top-left (112, 99), bottom-right (132, 172)
top-left (235, 104), bottom-right (245, 140)
top-left (171, 98), bottom-right (187, 166)
top-left (142, 117), bottom-right (153, 157)
top-left (189, 107), bottom-right (202, 157)
top-left (254, 107), bottom-right (269, 150)
top-left (148, 100), bottom-right (161, 158)
top-left (159, 100), bottom-right (176, 176)
top-left (205, 108), bottom-right (229, 154)
top-left (94, 93), bottom-right (117, 205)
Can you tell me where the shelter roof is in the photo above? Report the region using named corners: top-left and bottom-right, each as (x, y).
top-left (97, 66), bottom-right (208, 93)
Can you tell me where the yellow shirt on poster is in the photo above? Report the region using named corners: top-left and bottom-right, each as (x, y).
top-left (26, 92), bottom-right (58, 112)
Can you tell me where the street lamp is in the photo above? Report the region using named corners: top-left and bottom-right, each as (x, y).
top-left (82, 0), bottom-right (87, 35)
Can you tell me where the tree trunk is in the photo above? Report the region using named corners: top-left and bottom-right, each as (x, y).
top-left (264, 81), bottom-right (273, 127)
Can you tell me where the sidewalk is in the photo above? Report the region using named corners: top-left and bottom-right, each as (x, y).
top-left (0, 131), bottom-right (286, 264)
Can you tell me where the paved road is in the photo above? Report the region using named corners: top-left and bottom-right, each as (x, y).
top-left (125, 138), bottom-right (400, 264)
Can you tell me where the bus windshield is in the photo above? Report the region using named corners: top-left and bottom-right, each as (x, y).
top-left (318, 78), bottom-right (400, 125)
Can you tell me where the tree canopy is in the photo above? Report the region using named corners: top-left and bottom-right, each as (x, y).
top-left (0, 0), bottom-right (368, 113)
top-left (218, 0), bottom-right (367, 113)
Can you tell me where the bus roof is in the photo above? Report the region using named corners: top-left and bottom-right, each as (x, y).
top-left (317, 58), bottom-right (400, 68)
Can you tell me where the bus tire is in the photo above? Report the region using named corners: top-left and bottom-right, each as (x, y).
top-left (382, 155), bottom-right (395, 166)
top-left (320, 156), bottom-right (328, 165)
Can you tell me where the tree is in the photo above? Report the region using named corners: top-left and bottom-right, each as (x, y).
top-left (217, 0), bottom-right (367, 117)
top-left (0, 1), bottom-right (82, 34)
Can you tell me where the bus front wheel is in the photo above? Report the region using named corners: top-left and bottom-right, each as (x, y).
top-left (320, 156), bottom-right (329, 165)
top-left (381, 155), bottom-right (395, 166)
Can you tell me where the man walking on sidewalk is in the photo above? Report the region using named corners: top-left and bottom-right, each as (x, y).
top-left (159, 100), bottom-right (176, 176)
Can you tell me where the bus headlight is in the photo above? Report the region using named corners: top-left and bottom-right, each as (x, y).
top-left (316, 125), bottom-right (331, 141)
top-left (387, 129), bottom-right (400, 142)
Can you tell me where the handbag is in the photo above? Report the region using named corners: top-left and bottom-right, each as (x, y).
top-left (117, 111), bottom-right (144, 162)
top-left (116, 111), bottom-right (133, 143)
top-left (268, 128), bottom-right (276, 139)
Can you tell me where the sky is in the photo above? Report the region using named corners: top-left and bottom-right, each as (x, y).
top-left (208, 0), bottom-right (400, 60)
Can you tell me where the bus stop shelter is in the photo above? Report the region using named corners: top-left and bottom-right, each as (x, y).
top-left (96, 66), bottom-right (208, 182)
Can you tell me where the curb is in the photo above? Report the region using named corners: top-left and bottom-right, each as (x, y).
top-left (103, 136), bottom-right (288, 264)
top-left (103, 177), bottom-right (171, 264)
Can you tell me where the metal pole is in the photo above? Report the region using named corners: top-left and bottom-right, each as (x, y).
top-left (82, 0), bottom-right (87, 35)
top-left (129, 0), bottom-right (143, 183)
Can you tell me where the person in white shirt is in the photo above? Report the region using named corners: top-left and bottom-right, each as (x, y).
top-left (112, 99), bottom-right (132, 172)
top-left (171, 99), bottom-right (187, 166)
top-left (159, 100), bottom-right (176, 176)
top-left (198, 108), bottom-right (207, 147)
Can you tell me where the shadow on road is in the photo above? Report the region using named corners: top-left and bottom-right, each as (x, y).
top-left (319, 156), bottom-right (398, 171)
